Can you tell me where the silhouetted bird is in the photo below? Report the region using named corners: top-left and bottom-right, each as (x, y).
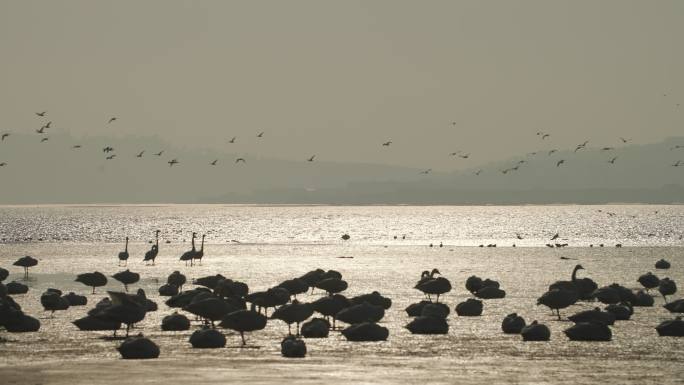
top-left (229, 137), bottom-right (236, 143)
top-left (36, 127), bottom-right (46, 134)
top-left (419, 169), bottom-right (431, 174)
top-left (36, 111), bottom-right (46, 117)
top-left (307, 155), bottom-right (315, 162)
top-left (154, 151), bottom-right (164, 156)
top-left (103, 147), bottom-right (114, 153)
top-left (601, 147), bottom-right (614, 151)
top-left (235, 158), bottom-right (246, 163)
top-left (210, 160), bottom-right (218, 166)
top-left (382, 141), bottom-right (392, 146)
top-left (672, 161), bottom-right (682, 167)
top-left (106, 155), bottom-right (116, 160)
top-left (257, 131), bottom-right (264, 137)
top-left (620, 137), bottom-right (629, 143)
top-left (458, 153), bottom-right (470, 159)
top-left (542, 134), bottom-right (550, 139)
top-left (556, 160), bottom-right (565, 167)
top-left (474, 169), bottom-right (482, 176)
top-left (1, 133), bottom-right (8, 141)
top-left (548, 149), bottom-right (557, 155)
top-left (136, 151), bottom-right (144, 158)
top-left (72, 145), bottom-right (81, 149)
top-left (108, 117), bottom-right (117, 124)
top-left (40, 137), bottom-right (49, 142)
top-left (0, 162), bottom-right (6, 167)
top-left (551, 233), bottom-right (559, 240)
top-left (168, 159), bottom-right (179, 167)
top-left (608, 157), bottom-right (617, 164)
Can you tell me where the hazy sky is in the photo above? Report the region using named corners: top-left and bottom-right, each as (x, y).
top-left (1, 0), bottom-right (683, 172)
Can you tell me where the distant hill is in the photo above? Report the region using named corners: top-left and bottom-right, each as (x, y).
top-left (0, 132), bottom-right (682, 204)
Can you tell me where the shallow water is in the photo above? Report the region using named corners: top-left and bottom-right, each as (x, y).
top-left (0, 205), bottom-right (683, 384)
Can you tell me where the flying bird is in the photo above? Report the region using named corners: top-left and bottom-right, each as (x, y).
top-left (154, 151), bottom-right (164, 156)
top-left (36, 127), bottom-right (46, 134)
top-left (210, 160), bottom-right (218, 166)
top-left (382, 141), bottom-right (392, 146)
top-left (556, 159), bottom-right (565, 167)
top-left (168, 159), bottom-right (179, 166)
top-left (601, 147), bottom-right (614, 151)
top-left (42, 121), bottom-right (51, 129)
top-left (551, 233), bottom-right (559, 240)
top-left (0, 162), bottom-right (6, 167)
top-left (229, 137), bottom-right (236, 143)
top-left (673, 161), bottom-right (682, 167)
top-left (620, 137), bottom-right (630, 144)
top-left (307, 155), bottom-right (315, 162)
top-left (106, 155), bottom-right (116, 160)
top-left (40, 137), bottom-right (49, 143)
top-left (235, 158), bottom-right (246, 163)
top-left (542, 134), bottom-right (550, 139)
top-left (136, 151), bottom-right (144, 158)
top-left (35, 111), bottom-right (47, 117)
top-left (419, 169), bottom-right (432, 174)
top-left (670, 145), bottom-right (683, 150)
top-left (257, 132), bottom-right (264, 138)
top-left (474, 169), bottom-right (482, 176)
top-left (108, 117), bottom-right (117, 124)
top-left (548, 149), bottom-right (557, 155)
top-left (451, 121), bottom-right (457, 126)
top-left (458, 153), bottom-right (470, 159)
top-left (103, 146), bottom-right (114, 153)
top-left (608, 157), bottom-right (618, 164)
top-left (72, 145), bottom-right (81, 149)
top-left (1, 133), bottom-right (9, 141)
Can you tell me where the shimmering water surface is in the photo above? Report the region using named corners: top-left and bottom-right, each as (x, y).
top-left (0, 205), bottom-right (683, 385)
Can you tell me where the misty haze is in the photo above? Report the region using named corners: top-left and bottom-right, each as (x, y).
top-left (1, 2), bottom-right (683, 385)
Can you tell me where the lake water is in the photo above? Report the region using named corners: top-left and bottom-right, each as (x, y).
top-left (0, 205), bottom-right (683, 385)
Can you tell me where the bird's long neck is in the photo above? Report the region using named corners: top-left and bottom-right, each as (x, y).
top-left (125, 238), bottom-right (128, 252)
top-left (191, 235), bottom-right (196, 250)
top-left (571, 266), bottom-right (580, 282)
top-left (200, 236), bottom-right (205, 251)
top-left (155, 232), bottom-right (159, 247)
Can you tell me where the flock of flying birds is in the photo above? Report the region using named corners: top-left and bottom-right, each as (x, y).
top-left (0, 108), bottom-right (683, 173)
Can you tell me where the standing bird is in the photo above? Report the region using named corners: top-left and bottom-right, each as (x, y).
top-left (414, 269), bottom-right (451, 303)
top-left (192, 234), bottom-right (206, 265)
top-left (143, 230), bottom-right (160, 265)
top-left (112, 270), bottom-right (140, 292)
top-left (118, 237), bottom-right (129, 266)
top-left (108, 117), bottom-right (117, 124)
top-left (219, 303), bottom-right (267, 346)
top-left (13, 256), bottom-right (38, 278)
top-left (556, 160), bottom-right (565, 167)
top-left (537, 289), bottom-right (578, 320)
top-left (180, 232), bottom-right (197, 266)
top-left (75, 272), bottom-right (108, 294)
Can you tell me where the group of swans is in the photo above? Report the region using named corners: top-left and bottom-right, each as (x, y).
top-left (116, 230), bottom-right (206, 267)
